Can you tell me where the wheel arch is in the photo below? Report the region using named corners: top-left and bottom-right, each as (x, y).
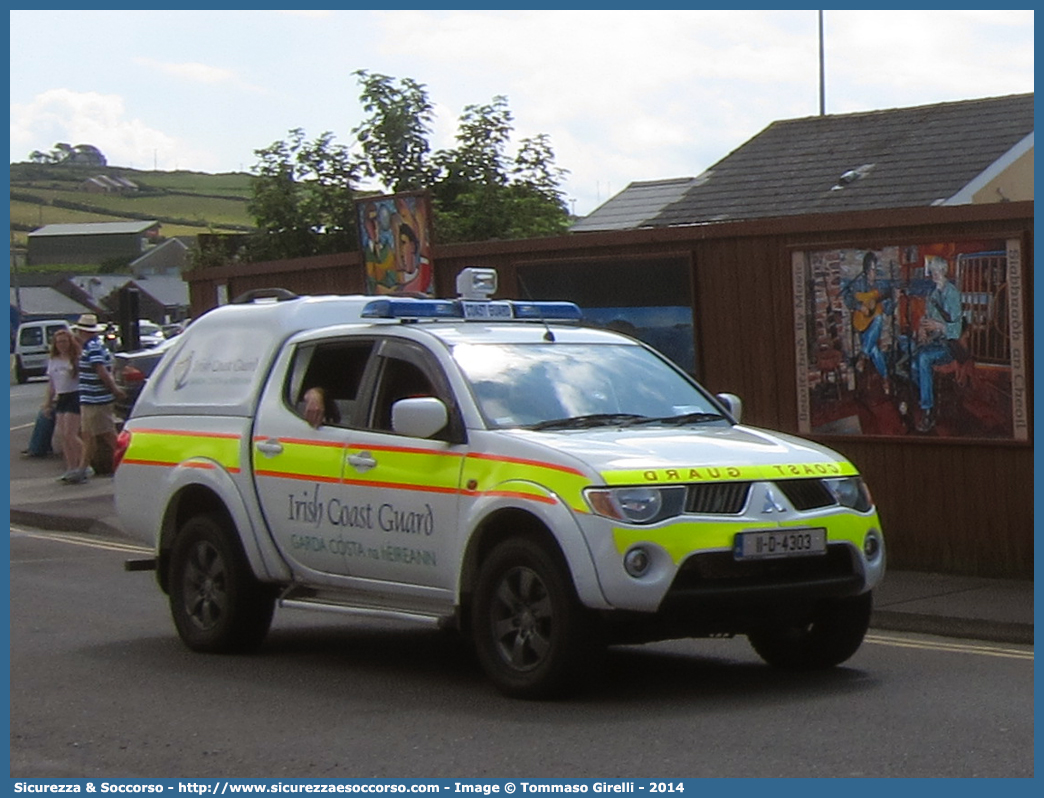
top-left (157, 484), bottom-right (236, 593)
top-left (458, 505), bottom-right (606, 629)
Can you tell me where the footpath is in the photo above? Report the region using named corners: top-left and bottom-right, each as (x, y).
top-left (8, 431), bottom-right (1034, 646)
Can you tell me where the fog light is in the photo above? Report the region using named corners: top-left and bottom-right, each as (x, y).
top-left (624, 547), bottom-right (651, 578)
top-left (863, 530), bottom-right (881, 560)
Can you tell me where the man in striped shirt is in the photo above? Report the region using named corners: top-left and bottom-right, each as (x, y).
top-left (65, 314), bottom-right (125, 484)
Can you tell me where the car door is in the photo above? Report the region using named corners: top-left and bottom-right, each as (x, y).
top-left (339, 338), bottom-right (467, 590)
top-left (252, 336), bottom-right (375, 579)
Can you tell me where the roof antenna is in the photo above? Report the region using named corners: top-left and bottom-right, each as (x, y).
top-left (516, 272), bottom-right (556, 342)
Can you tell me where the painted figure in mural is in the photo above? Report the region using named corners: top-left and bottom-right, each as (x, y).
top-left (910, 256), bottom-right (964, 432)
top-left (362, 203), bottom-right (387, 263)
top-left (843, 251), bottom-right (896, 394)
top-left (395, 221), bottom-right (432, 294)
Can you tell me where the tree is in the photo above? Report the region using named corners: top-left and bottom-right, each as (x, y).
top-left (246, 128), bottom-right (359, 261)
top-left (429, 99), bottom-right (570, 243)
top-left (351, 70), bottom-right (436, 193)
top-left (241, 72), bottom-right (572, 263)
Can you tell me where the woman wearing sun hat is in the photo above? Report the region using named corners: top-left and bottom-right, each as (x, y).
top-left (64, 314), bottom-right (125, 484)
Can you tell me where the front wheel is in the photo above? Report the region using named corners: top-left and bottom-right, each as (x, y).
top-left (471, 537), bottom-right (595, 699)
top-left (748, 591), bottom-right (873, 669)
top-left (168, 514), bottom-right (274, 653)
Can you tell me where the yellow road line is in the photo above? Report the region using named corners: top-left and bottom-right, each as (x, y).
top-left (10, 526), bottom-right (152, 555)
top-left (866, 633), bottom-right (1033, 661)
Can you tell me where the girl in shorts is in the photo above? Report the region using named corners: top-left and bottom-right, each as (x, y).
top-left (45, 328), bottom-right (83, 481)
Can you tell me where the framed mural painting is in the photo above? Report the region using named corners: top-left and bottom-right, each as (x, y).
top-left (356, 191), bottom-right (434, 296)
top-left (792, 238), bottom-right (1027, 441)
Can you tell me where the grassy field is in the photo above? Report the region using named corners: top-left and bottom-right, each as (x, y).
top-left (10, 162), bottom-right (256, 249)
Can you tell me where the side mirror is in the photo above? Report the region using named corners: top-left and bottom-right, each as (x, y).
top-left (392, 397), bottom-right (449, 439)
top-left (716, 392), bottom-right (743, 423)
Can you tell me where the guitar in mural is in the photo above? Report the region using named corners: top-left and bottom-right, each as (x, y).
top-left (852, 289), bottom-right (886, 332)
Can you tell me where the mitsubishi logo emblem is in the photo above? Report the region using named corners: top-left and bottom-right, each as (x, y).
top-left (762, 489), bottom-right (787, 514)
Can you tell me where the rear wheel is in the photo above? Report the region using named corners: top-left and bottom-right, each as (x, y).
top-left (748, 591), bottom-right (873, 669)
top-left (15, 358), bottom-right (27, 384)
top-left (168, 514), bottom-right (274, 653)
top-left (472, 537), bottom-right (594, 699)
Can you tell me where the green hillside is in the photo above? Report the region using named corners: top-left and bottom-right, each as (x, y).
top-left (9, 162), bottom-right (257, 253)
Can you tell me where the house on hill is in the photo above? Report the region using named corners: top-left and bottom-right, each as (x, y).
top-left (573, 93), bottom-right (1033, 231)
top-left (27, 220), bottom-right (160, 266)
top-left (129, 237), bottom-right (190, 277)
top-left (81, 174), bottom-right (138, 194)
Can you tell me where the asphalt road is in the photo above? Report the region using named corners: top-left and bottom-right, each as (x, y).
top-left (11, 377), bottom-right (48, 429)
top-left (10, 526), bottom-right (1034, 779)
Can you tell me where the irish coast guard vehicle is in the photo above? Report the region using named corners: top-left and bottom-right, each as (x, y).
top-left (115, 268), bottom-right (885, 698)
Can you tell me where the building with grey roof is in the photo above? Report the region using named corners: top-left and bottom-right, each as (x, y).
top-left (573, 93), bottom-right (1033, 232)
top-left (27, 220), bottom-right (160, 266)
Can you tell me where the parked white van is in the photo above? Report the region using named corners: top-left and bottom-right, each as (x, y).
top-left (14, 319), bottom-right (71, 383)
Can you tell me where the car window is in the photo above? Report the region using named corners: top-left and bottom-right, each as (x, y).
top-left (286, 339), bottom-right (374, 427)
top-left (19, 327), bottom-right (43, 347)
top-left (362, 341), bottom-right (458, 440)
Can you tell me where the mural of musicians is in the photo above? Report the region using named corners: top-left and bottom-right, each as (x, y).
top-left (799, 239), bottom-right (1024, 441)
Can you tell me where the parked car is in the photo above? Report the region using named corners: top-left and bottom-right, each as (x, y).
top-left (13, 319), bottom-right (71, 383)
top-left (113, 336), bottom-right (177, 419)
top-left (136, 320), bottom-right (167, 349)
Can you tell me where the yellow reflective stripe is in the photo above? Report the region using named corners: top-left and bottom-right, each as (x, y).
top-left (465, 479), bottom-right (560, 506)
top-left (602, 460), bottom-right (859, 486)
top-left (346, 443), bottom-right (463, 493)
top-left (612, 511), bottom-right (880, 564)
top-left (254, 438), bottom-right (343, 483)
top-left (463, 453), bottom-right (591, 512)
top-left (124, 428), bottom-right (242, 472)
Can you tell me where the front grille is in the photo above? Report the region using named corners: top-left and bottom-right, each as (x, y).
top-left (686, 481), bottom-right (751, 514)
top-left (670, 544), bottom-right (856, 591)
top-left (774, 478), bottom-right (836, 511)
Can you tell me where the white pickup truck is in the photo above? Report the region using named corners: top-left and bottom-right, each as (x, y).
top-left (115, 270), bottom-right (885, 698)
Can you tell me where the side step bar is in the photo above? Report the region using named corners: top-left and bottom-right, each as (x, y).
top-left (278, 586), bottom-right (455, 630)
top-left (279, 598), bottom-right (448, 628)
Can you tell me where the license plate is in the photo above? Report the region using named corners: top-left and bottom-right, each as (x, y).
top-left (733, 528), bottom-right (827, 560)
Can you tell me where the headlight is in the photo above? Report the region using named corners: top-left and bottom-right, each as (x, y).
top-left (825, 477), bottom-right (874, 512)
top-left (584, 486), bottom-right (686, 524)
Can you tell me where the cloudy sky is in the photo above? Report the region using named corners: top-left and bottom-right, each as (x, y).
top-left (9, 9), bottom-right (1034, 216)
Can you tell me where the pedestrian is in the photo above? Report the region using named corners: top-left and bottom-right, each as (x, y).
top-left (45, 327), bottom-right (84, 481)
top-left (64, 314), bottom-right (125, 484)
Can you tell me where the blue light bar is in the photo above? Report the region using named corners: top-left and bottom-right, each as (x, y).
top-left (360, 297), bottom-right (582, 323)
top-left (511, 301), bottom-right (583, 321)
top-left (361, 299), bottom-right (462, 319)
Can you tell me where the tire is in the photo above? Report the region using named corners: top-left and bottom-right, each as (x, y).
top-left (471, 537), bottom-right (594, 699)
top-left (168, 514), bottom-right (274, 654)
top-left (748, 591), bottom-right (873, 670)
top-left (15, 358), bottom-right (27, 385)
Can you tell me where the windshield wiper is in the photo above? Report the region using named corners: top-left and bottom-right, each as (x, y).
top-left (525, 413), bottom-right (649, 431)
top-left (626, 412), bottom-right (726, 426)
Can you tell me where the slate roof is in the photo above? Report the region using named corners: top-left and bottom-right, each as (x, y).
top-left (573, 93), bottom-right (1033, 231)
top-left (10, 286), bottom-right (92, 318)
top-left (570, 178), bottom-right (699, 232)
top-left (28, 221), bottom-right (159, 237)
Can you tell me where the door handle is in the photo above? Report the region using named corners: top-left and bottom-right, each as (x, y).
top-left (347, 451), bottom-right (377, 472)
top-left (255, 438), bottom-right (284, 457)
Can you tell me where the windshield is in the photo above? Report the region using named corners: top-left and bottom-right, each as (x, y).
top-left (452, 342), bottom-right (728, 430)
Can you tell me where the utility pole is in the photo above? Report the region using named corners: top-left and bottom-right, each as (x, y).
top-left (819, 10), bottom-right (826, 116)
top-left (10, 236), bottom-right (23, 315)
